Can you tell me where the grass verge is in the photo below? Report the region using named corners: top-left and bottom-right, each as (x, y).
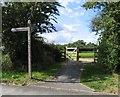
top-left (80, 63), bottom-right (118, 94)
top-left (2, 63), bottom-right (61, 86)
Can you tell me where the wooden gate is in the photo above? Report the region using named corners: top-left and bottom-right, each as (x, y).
top-left (64, 46), bottom-right (79, 61)
top-left (62, 46), bottom-right (97, 62)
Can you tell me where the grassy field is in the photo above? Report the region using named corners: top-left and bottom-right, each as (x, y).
top-left (80, 63), bottom-right (118, 94)
top-left (2, 63), bottom-right (61, 86)
top-left (80, 52), bottom-right (94, 58)
top-left (66, 51), bottom-right (94, 61)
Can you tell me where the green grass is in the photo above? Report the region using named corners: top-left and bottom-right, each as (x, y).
top-left (80, 63), bottom-right (118, 94)
top-left (2, 63), bottom-right (61, 86)
top-left (80, 52), bottom-right (94, 58)
top-left (66, 51), bottom-right (94, 60)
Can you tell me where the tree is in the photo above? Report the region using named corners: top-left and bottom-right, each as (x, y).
top-left (67, 40), bottom-right (86, 47)
top-left (2, 2), bottom-right (61, 69)
top-left (65, 40), bottom-right (96, 49)
top-left (83, 2), bottom-right (120, 73)
top-left (86, 42), bottom-right (96, 48)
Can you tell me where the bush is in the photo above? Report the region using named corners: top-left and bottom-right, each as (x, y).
top-left (97, 33), bottom-right (119, 73)
top-left (2, 38), bottom-right (63, 72)
top-left (2, 54), bottom-right (12, 71)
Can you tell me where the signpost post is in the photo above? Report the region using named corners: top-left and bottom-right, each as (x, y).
top-left (11, 20), bottom-right (32, 79)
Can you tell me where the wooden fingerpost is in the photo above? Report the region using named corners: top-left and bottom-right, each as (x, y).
top-left (11, 20), bottom-right (32, 79)
top-left (28, 20), bottom-right (32, 79)
top-left (94, 47), bottom-right (96, 62)
top-left (64, 46), bottom-right (66, 60)
top-left (94, 47), bottom-right (98, 63)
top-left (77, 47), bottom-right (79, 61)
top-left (64, 46), bottom-right (67, 60)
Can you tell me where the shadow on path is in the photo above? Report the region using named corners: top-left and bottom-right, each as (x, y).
top-left (51, 61), bottom-right (83, 83)
top-left (32, 61), bottom-right (96, 94)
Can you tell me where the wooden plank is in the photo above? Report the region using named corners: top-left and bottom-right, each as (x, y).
top-left (77, 47), bottom-right (79, 61)
top-left (11, 27), bottom-right (28, 32)
top-left (66, 47), bottom-right (77, 50)
top-left (11, 20), bottom-right (32, 79)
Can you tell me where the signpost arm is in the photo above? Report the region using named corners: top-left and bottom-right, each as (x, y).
top-left (28, 20), bottom-right (32, 79)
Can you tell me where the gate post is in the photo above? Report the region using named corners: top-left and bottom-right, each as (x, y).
top-left (64, 46), bottom-right (67, 60)
top-left (77, 47), bottom-right (79, 61)
top-left (94, 47), bottom-right (98, 63)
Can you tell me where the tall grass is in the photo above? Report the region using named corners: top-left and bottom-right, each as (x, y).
top-left (2, 54), bottom-right (62, 85)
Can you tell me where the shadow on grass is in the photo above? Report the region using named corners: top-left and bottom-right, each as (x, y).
top-left (31, 77), bottom-right (45, 81)
top-left (80, 62), bottom-right (112, 82)
top-left (2, 63), bottom-right (62, 85)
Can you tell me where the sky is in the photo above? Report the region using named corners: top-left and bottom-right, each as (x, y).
top-left (41, 0), bottom-right (99, 45)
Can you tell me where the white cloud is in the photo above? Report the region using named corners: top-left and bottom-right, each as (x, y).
top-left (57, 0), bottom-right (86, 16)
top-left (41, 23), bottom-right (81, 44)
top-left (80, 12), bottom-right (84, 16)
top-left (40, 1), bottom-right (97, 44)
top-left (41, 33), bottom-right (56, 42)
top-left (41, 30), bottom-right (72, 44)
top-left (59, 5), bottom-right (85, 18)
top-left (59, 5), bottom-right (73, 16)
top-left (40, 23), bottom-right (97, 44)
top-left (69, 12), bottom-right (84, 18)
top-left (41, 30), bottom-right (97, 45)
top-left (57, 0), bottom-right (81, 4)
top-left (69, 12), bottom-right (79, 18)
top-left (67, 7), bottom-right (72, 13)
top-left (74, 6), bottom-right (82, 10)
top-left (63, 24), bottom-right (77, 32)
top-left (58, 0), bottom-right (83, 18)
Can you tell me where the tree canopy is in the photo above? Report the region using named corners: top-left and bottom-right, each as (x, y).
top-left (2, 2), bottom-right (61, 70)
top-left (83, 2), bottom-right (120, 73)
top-left (63, 40), bottom-right (97, 49)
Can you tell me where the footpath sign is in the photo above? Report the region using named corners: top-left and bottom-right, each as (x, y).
top-left (11, 20), bottom-right (32, 79)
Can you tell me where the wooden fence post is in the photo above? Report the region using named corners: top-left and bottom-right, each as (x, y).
top-left (64, 46), bottom-right (67, 60)
top-left (11, 20), bottom-right (32, 79)
top-left (77, 47), bottom-right (79, 61)
top-left (94, 47), bottom-right (98, 63)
